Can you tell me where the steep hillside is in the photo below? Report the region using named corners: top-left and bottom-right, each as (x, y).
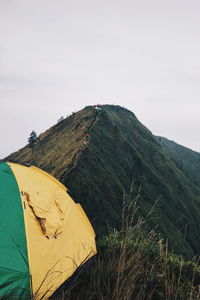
top-left (5, 105), bottom-right (200, 258)
top-left (157, 136), bottom-right (200, 189)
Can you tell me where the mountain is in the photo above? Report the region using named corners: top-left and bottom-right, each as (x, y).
top-left (5, 105), bottom-right (200, 258)
top-left (156, 136), bottom-right (200, 189)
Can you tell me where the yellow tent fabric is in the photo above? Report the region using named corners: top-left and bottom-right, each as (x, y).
top-left (8, 163), bottom-right (96, 299)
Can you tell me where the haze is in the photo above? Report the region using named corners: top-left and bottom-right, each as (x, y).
top-left (1, 0), bottom-right (200, 158)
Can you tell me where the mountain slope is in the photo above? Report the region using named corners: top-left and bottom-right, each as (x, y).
top-left (5, 105), bottom-right (200, 258)
top-left (157, 136), bottom-right (200, 189)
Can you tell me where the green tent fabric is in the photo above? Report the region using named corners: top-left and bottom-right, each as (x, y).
top-left (0, 163), bottom-right (31, 299)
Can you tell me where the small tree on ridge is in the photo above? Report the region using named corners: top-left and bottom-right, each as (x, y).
top-left (28, 130), bottom-right (37, 148)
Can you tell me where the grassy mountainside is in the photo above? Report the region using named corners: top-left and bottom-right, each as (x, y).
top-left (6, 105), bottom-right (200, 258)
top-left (157, 136), bottom-right (200, 189)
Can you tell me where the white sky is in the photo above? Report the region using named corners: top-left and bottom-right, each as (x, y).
top-left (1, 0), bottom-right (200, 158)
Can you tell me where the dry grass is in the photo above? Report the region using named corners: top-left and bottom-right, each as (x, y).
top-left (50, 185), bottom-right (200, 300)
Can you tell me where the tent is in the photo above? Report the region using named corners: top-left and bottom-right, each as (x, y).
top-left (0, 162), bottom-right (96, 299)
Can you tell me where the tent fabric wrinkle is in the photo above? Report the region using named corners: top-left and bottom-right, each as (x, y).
top-left (22, 188), bottom-right (66, 238)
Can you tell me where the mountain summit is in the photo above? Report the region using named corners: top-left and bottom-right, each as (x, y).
top-left (6, 105), bottom-right (200, 258)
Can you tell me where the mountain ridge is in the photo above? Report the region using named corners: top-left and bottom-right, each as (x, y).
top-left (5, 105), bottom-right (200, 258)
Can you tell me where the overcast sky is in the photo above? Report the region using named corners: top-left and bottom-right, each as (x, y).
top-left (1, 0), bottom-right (200, 158)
